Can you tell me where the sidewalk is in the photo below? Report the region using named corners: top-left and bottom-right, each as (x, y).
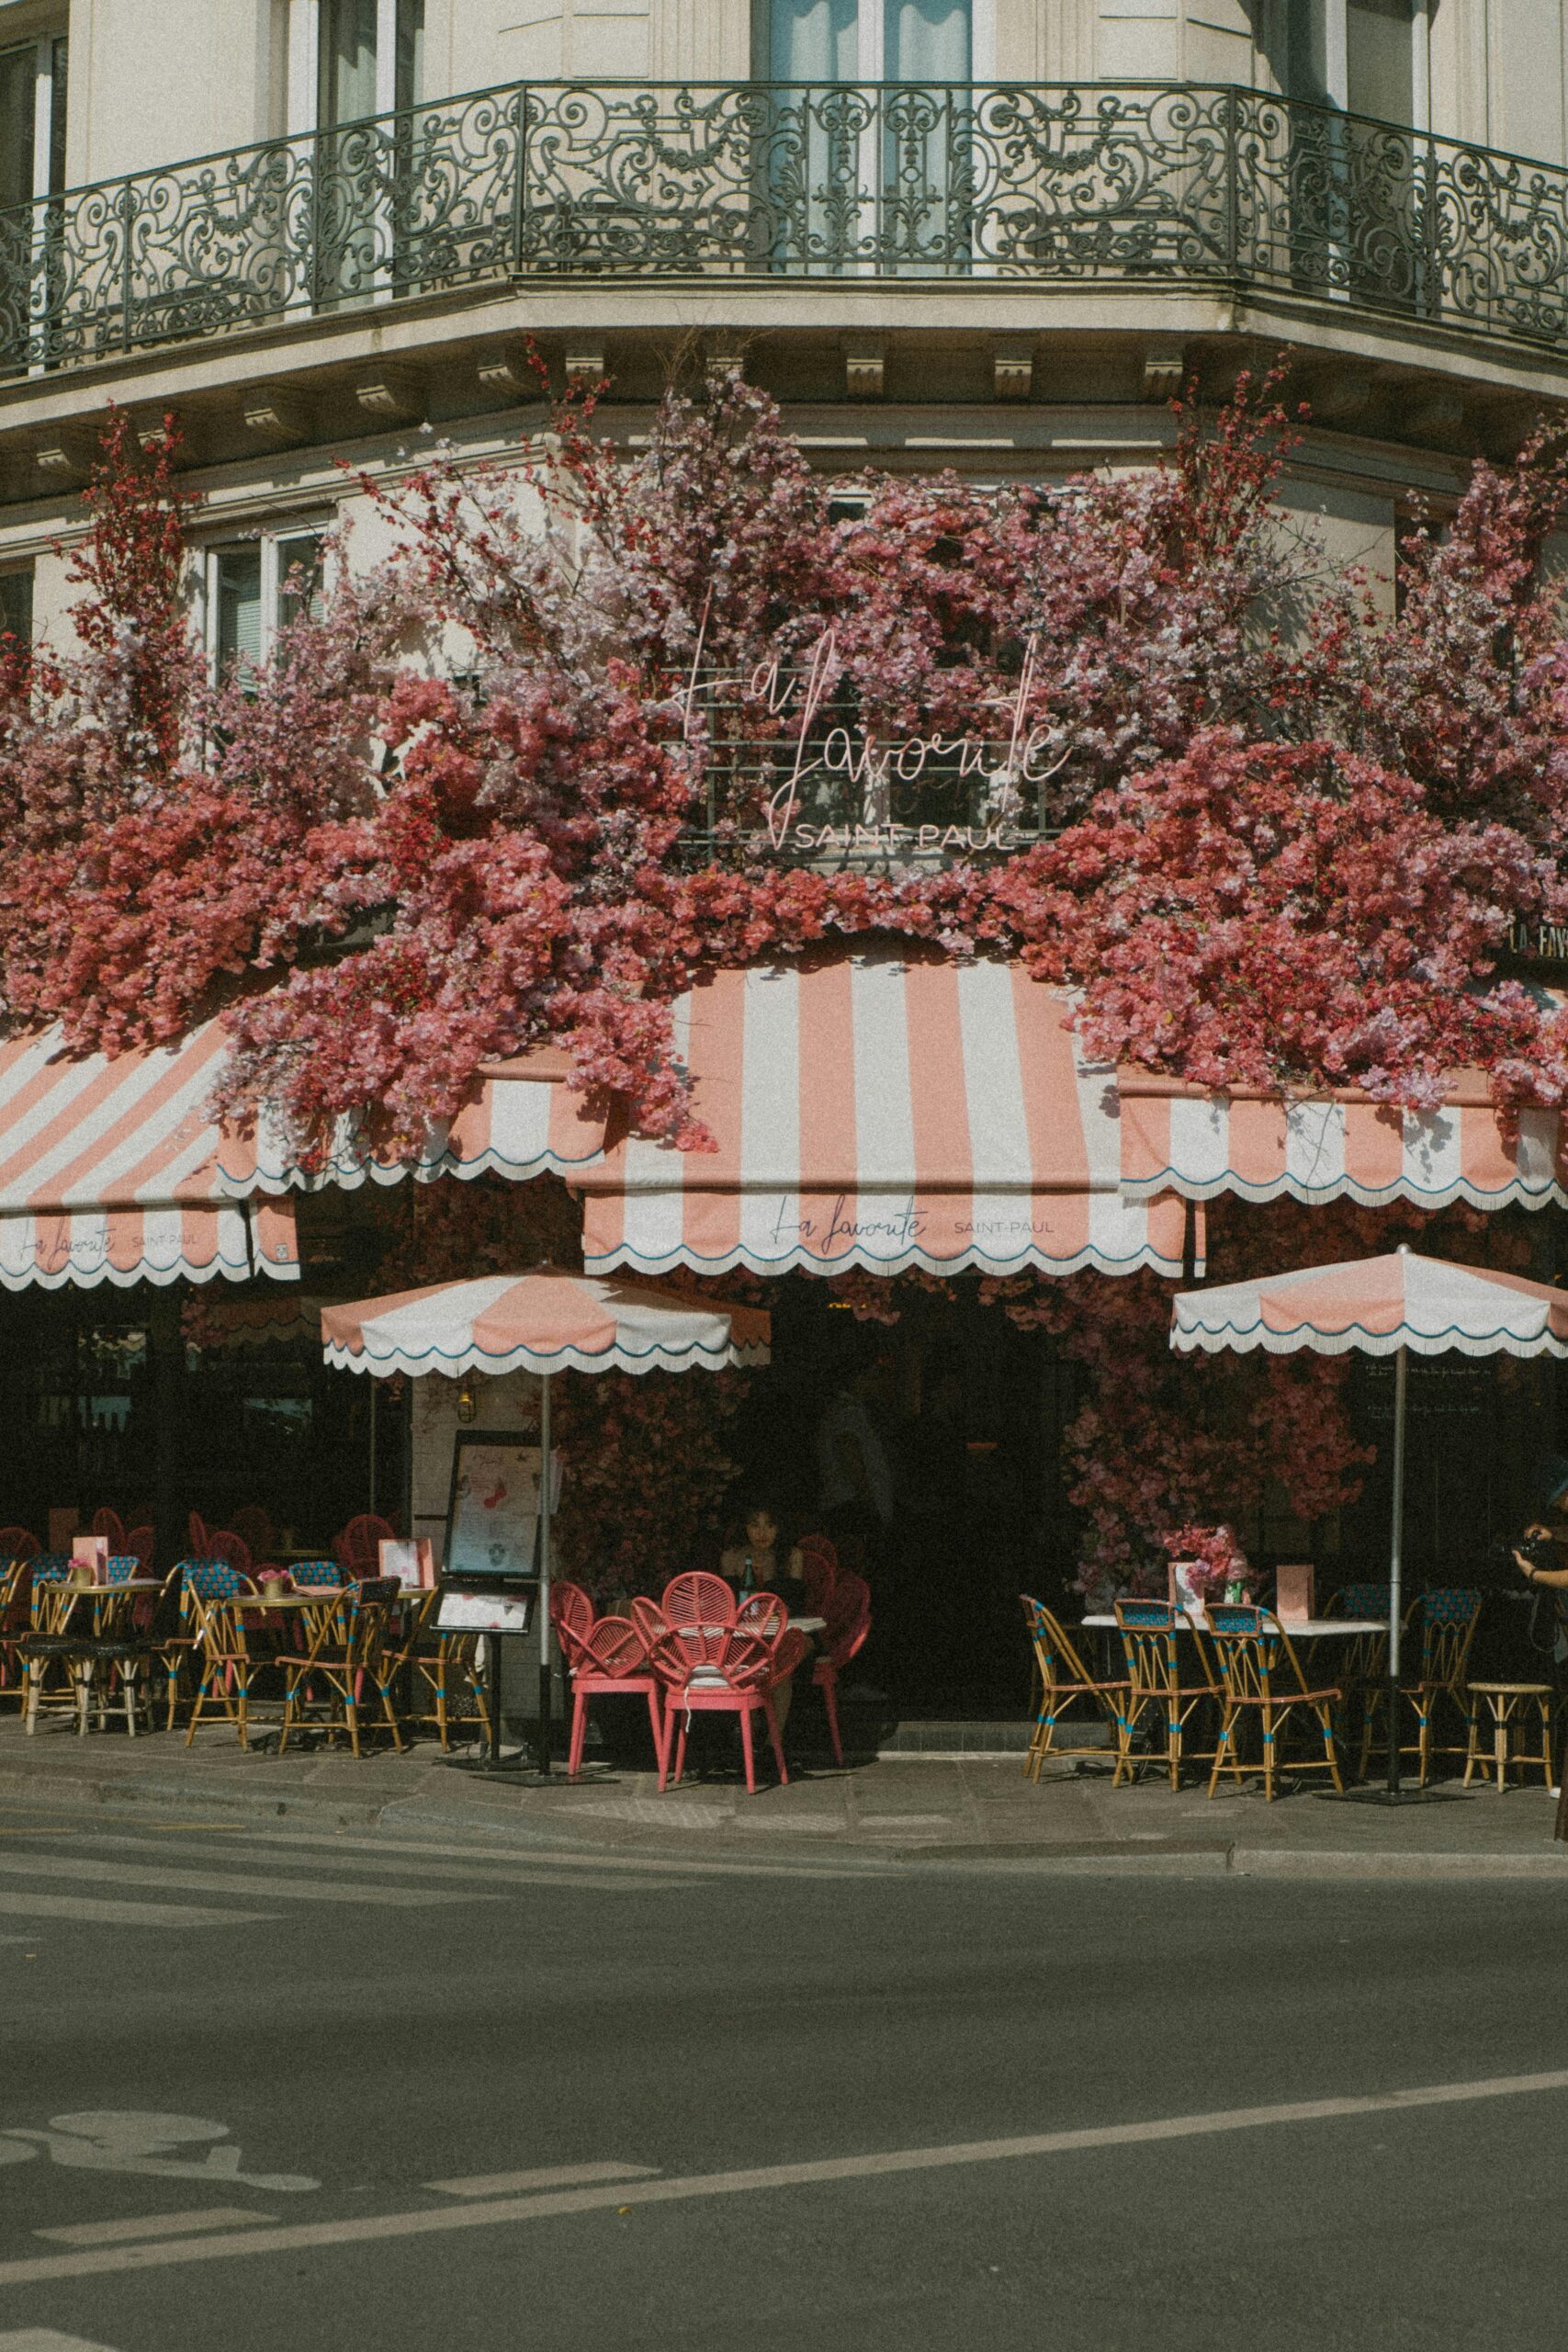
top-left (2, 1713), bottom-right (1565, 1876)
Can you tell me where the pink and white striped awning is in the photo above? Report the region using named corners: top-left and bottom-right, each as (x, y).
top-left (0, 1022), bottom-right (298, 1290)
top-left (578, 956), bottom-right (1187, 1280)
top-left (1119, 1071), bottom-right (1567, 1215)
top-left (215, 1047), bottom-right (609, 1195)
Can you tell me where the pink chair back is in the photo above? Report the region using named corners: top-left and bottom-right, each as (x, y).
top-left (737, 1590), bottom-right (790, 1643)
top-left (550, 1581), bottom-right (596, 1667)
top-left (821, 1572), bottom-right (871, 1670)
top-left (231, 1507), bottom-right (275, 1560)
top-left (660, 1571), bottom-right (735, 1630)
top-left (581, 1617), bottom-right (651, 1679)
top-left (630, 1595), bottom-right (670, 1654)
top-left (187, 1510), bottom-right (210, 1555)
top-left (336, 1513), bottom-right (396, 1572)
top-left (124, 1524), bottom-right (155, 1571)
top-left (92, 1508), bottom-right (127, 1550)
top-left (205, 1528), bottom-right (254, 1577)
top-left (0, 1525), bottom-right (39, 1564)
top-left (650, 1623), bottom-right (773, 1691)
top-left (798, 1534), bottom-right (838, 1613)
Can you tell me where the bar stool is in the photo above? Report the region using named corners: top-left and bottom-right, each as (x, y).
top-left (1463, 1682), bottom-right (1555, 1792)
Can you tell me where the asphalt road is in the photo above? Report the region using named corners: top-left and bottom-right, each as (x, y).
top-left (0, 1804), bottom-right (1563, 2352)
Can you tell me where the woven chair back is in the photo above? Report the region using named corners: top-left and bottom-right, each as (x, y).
top-left (1021, 1595), bottom-right (1096, 1691)
top-left (1205, 1605), bottom-right (1315, 1703)
top-left (1417, 1589), bottom-right (1483, 1690)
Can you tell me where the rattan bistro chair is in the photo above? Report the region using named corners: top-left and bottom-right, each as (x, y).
top-left (182, 1560), bottom-right (263, 1747)
top-left (276, 1577), bottom-right (404, 1758)
top-left (1020, 1596), bottom-right (1130, 1782)
top-left (1359, 1587), bottom-right (1483, 1787)
top-left (1205, 1605), bottom-right (1344, 1802)
top-left (1113, 1600), bottom-right (1222, 1790)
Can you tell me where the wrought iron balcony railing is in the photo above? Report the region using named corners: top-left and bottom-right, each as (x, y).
top-left (5, 78), bottom-right (1568, 382)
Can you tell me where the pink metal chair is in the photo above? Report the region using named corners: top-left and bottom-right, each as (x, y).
top-left (798, 1534), bottom-right (838, 1615)
top-left (124, 1524), bottom-right (155, 1572)
top-left (813, 1571), bottom-right (871, 1768)
top-left (566, 1616), bottom-right (669, 1788)
top-left (336, 1513), bottom-right (396, 1575)
top-left (187, 1510), bottom-right (211, 1555)
top-left (0, 1526), bottom-right (39, 1566)
top-left (91, 1508), bottom-right (127, 1551)
top-left (651, 1621), bottom-right (803, 1794)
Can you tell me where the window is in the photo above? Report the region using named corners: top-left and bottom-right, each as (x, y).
top-left (0, 31), bottom-right (65, 211)
top-left (205, 532), bottom-right (323, 678)
top-left (318, 0), bottom-right (423, 126)
top-left (0, 565), bottom-right (32, 643)
top-left (760, 0), bottom-right (973, 81)
top-left (1282, 0), bottom-right (1423, 127)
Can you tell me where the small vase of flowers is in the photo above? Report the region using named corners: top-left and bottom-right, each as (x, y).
top-left (1161, 1524), bottom-right (1256, 1621)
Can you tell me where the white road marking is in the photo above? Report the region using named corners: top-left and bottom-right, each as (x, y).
top-left (0, 1855), bottom-right (498, 1910)
top-left (42, 1826), bottom-right (886, 1885)
top-left (426, 2162), bottom-right (659, 2198)
top-left (0, 1893), bottom-right (267, 1928)
top-left (35, 2208), bottom-right (276, 2246)
top-left (1, 2065), bottom-right (1565, 2289)
top-left (0, 2332), bottom-right (122, 2349)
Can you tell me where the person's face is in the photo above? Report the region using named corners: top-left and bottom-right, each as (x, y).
top-left (746, 1510), bottom-right (778, 1551)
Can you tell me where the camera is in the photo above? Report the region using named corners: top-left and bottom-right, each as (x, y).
top-left (1516, 1532), bottom-right (1559, 1575)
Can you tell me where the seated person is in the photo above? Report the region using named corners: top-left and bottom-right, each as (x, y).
top-left (719, 1495), bottom-right (812, 1735)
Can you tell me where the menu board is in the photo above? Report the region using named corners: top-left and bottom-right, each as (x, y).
top-left (444, 1433), bottom-right (543, 1581)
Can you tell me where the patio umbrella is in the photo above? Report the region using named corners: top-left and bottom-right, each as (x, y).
top-left (321, 1272), bottom-right (771, 1771)
top-left (1171, 1246), bottom-right (1568, 1796)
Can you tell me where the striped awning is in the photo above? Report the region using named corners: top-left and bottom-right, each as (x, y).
top-left (1119, 1070), bottom-right (1567, 1214)
top-left (0, 1022), bottom-right (299, 1289)
top-left (578, 956), bottom-right (1186, 1280)
top-left (216, 1047), bottom-right (609, 1195)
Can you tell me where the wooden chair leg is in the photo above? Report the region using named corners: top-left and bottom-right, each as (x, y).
top-left (1319, 1703), bottom-right (1344, 1793)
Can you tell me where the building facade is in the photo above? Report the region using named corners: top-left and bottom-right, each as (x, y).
top-left (1, 1), bottom-right (1567, 649)
top-left (1, 0), bottom-right (1566, 1677)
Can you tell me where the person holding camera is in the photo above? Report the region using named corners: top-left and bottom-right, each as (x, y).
top-left (1512, 1456), bottom-right (1568, 1834)
top-left (1511, 1454), bottom-right (1568, 1592)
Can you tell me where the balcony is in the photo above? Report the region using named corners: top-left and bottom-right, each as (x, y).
top-left (4, 78), bottom-right (1568, 386)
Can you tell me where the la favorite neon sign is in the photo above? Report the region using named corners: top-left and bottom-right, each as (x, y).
top-left (680, 621), bottom-right (1066, 853)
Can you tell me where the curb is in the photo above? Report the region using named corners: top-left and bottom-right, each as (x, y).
top-left (2, 1764), bottom-right (1564, 1879)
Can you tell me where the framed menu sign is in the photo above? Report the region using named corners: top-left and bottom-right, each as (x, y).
top-left (443, 1431), bottom-right (543, 1581)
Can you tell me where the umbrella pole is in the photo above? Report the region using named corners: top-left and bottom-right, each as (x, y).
top-left (1386, 1344), bottom-right (1407, 1798)
top-left (536, 1374), bottom-right (552, 1777)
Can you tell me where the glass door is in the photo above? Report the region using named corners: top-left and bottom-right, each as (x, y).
top-left (313, 0), bottom-right (423, 307)
top-left (1280, 0), bottom-right (1426, 315)
top-left (759, 0), bottom-right (973, 270)
top-left (0, 34), bottom-right (65, 372)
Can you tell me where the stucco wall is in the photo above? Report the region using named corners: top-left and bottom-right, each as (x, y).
top-left (64, 0), bottom-right (280, 183)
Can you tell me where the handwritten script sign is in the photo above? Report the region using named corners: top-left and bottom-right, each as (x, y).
top-left (677, 623), bottom-right (1064, 854)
